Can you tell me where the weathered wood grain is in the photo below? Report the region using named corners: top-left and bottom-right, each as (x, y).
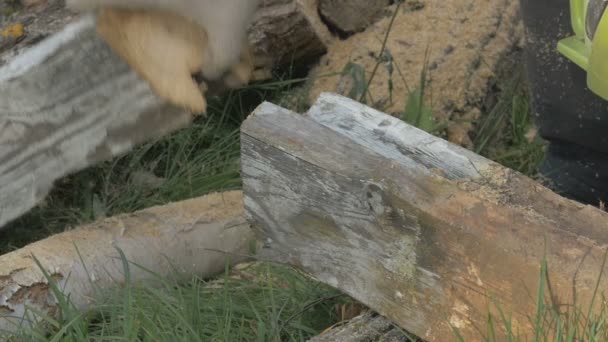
top-left (0, 14), bottom-right (193, 229)
top-left (240, 92), bottom-right (608, 341)
top-left (0, 190), bottom-right (255, 333)
top-left (0, 0), bottom-right (331, 229)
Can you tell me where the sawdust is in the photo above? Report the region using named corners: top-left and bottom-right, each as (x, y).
top-left (308, 0), bottom-right (524, 146)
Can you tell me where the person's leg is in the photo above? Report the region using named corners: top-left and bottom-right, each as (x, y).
top-left (518, 0), bottom-right (608, 206)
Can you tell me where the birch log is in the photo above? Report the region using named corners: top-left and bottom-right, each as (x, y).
top-left (0, 0), bottom-right (331, 229)
top-left (0, 190), bottom-right (254, 332)
top-left (240, 92), bottom-right (608, 341)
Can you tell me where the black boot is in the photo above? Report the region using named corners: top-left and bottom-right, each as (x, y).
top-left (519, 0), bottom-right (608, 207)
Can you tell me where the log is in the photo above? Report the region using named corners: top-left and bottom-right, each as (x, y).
top-left (241, 92), bottom-right (608, 341)
top-left (0, 0), bottom-right (331, 229)
top-left (318, 0), bottom-right (390, 34)
top-left (250, 0), bottom-right (332, 71)
top-left (309, 312), bottom-right (411, 342)
top-left (0, 190), bottom-right (255, 332)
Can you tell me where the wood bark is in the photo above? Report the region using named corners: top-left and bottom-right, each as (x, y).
top-left (318, 0), bottom-right (390, 33)
top-left (308, 312), bottom-right (411, 341)
top-left (250, 0), bottom-right (332, 74)
top-left (241, 92), bottom-right (608, 341)
top-left (0, 0), bottom-right (331, 229)
top-left (0, 190), bottom-right (254, 332)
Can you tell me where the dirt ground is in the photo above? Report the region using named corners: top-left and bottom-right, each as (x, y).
top-left (308, 0), bottom-right (524, 148)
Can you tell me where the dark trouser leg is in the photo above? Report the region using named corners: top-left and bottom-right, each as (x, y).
top-left (518, 0), bottom-right (608, 206)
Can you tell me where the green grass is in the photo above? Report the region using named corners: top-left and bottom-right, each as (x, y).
top-left (2, 257), bottom-right (349, 341)
top-left (401, 49), bottom-right (442, 134)
top-left (473, 66), bottom-right (546, 177)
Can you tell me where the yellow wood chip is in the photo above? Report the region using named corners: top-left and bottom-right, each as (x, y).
top-left (1, 23), bottom-right (24, 39)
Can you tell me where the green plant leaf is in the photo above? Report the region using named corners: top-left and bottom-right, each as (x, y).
top-left (403, 88), bottom-right (436, 132)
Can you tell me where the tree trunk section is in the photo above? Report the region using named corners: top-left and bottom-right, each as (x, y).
top-left (0, 190), bottom-right (254, 332)
top-left (240, 92), bottom-right (608, 341)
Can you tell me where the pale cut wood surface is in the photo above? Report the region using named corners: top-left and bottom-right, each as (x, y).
top-left (0, 190), bottom-right (254, 333)
top-left (0, 0), bottom-right (331, 229)
top-left (240, 92), bottom-right (608, 341)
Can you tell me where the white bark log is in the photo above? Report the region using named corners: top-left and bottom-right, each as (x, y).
top-left (0, 190), bottom-right (254, 332)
